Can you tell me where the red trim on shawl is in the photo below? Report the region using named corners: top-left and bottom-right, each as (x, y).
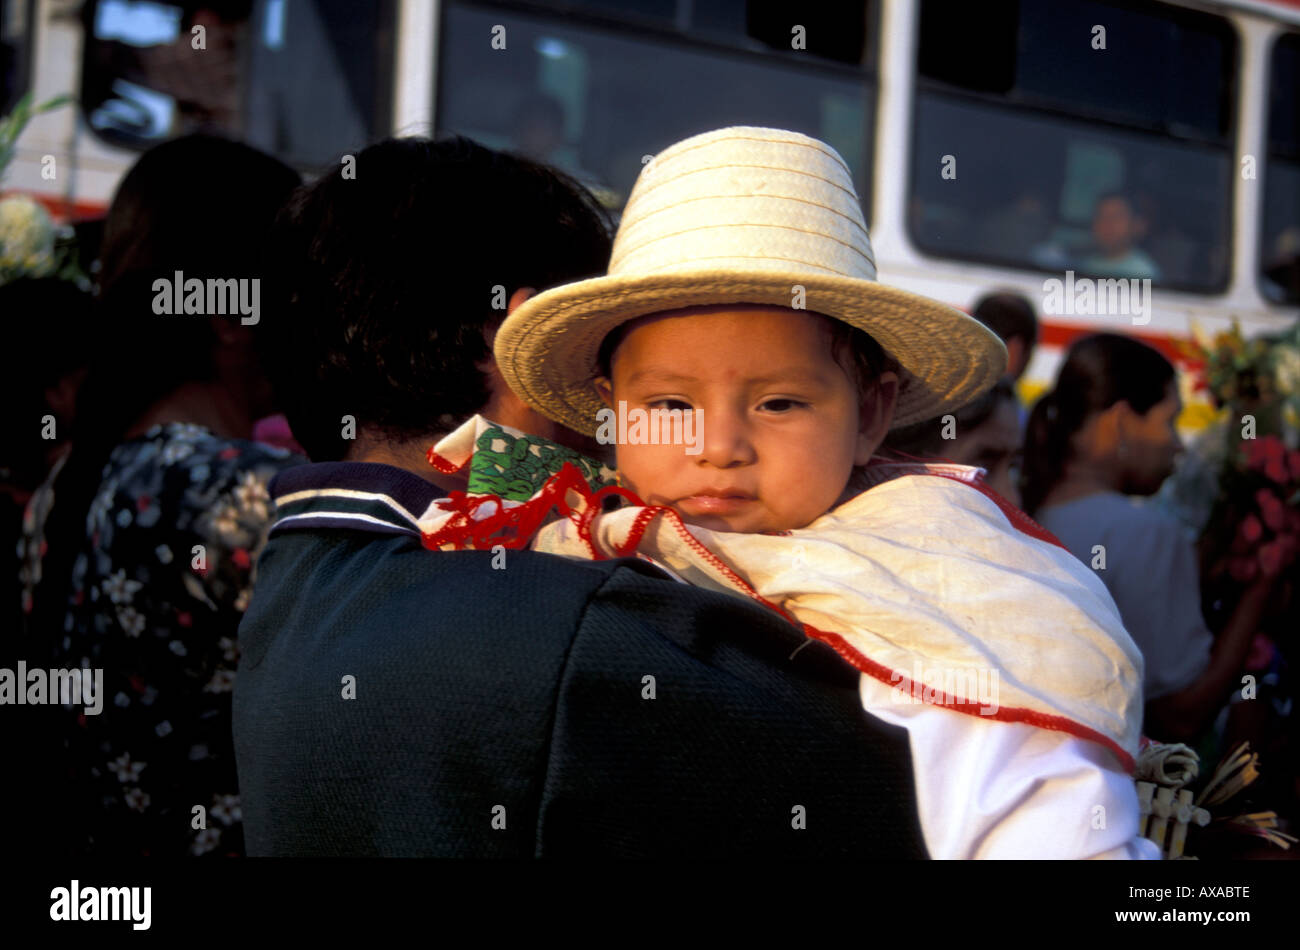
top-left (426, 447), bottom-right (470, 475)
top-left (591, 496), bottom-right (1137, 774)
top-left (926, 471), bottom-right (1069, 551)
top-left (870, 450), bottom-right (1069, 551)
top-left (419, 459), bottom-right (1134, 772)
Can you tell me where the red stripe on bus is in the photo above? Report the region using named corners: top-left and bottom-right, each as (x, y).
top-left (13, 191), bottom-right (108, 222)
top-left (1038, 321), bottom-right (1190, 364)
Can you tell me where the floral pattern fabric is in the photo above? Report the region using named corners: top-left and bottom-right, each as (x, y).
top-left (18, 423), bottom-right (304, 855)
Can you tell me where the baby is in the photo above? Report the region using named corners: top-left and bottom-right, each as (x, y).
top-left (437, 127), bottom-right (1156, 858)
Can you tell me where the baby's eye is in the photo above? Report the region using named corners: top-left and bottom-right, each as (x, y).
top-left (759, 398), bottom-right (808, 413)
top-left (648, 399), bottom-right (694, 412)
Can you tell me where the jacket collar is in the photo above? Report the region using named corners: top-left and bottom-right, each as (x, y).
top-left (268, 461), bottom-right (453, 538)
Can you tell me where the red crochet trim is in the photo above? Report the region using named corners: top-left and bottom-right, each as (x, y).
top-left (591, 493), bottom-right (1136, 772)
top-left (426, 446), bottom-right (469, 475)
top-left (871, 449), bottom-right (1068, 551)
top-left (419, 457), bottom-right (1132, 771)
top-left (419, 462), bottom-right (644, 552)
top-left (806, 626), bottom-right (1136, 774)
top-left (928, 470), bottom-right (1068, 551)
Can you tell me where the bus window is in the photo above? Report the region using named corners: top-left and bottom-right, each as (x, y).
top-left (80, 0), bottom-right (393, 168)
top-left (910, 0), bottom-right (1235, 293)
top-left (435, 1), bottom-right (877, 213)
top-left (1262, 32), bottom-right (1300, 305)
top-left (1, 0), bottom-right (34, 114)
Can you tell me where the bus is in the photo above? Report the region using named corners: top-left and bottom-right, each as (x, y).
top-left (3, 0), bottom-right (1299, 422)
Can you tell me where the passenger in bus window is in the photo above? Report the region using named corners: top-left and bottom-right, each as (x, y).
top-left (1134, 191), bottom-right (1195, 287)
top-left (494, 126), bottom-right (1160, 859)
top-left (1263, 227), bottom-right (1300, 304)
top-left (1078, 192), bottom-right (1161, 281)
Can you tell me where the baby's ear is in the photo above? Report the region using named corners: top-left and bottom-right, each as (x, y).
top-left (593, 376), bottom-right (615, 408)
top-left (855, 371), bottom-right (899, 466)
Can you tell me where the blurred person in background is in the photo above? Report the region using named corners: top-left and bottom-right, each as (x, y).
top-left (883, 379), bottom-right (1024, 508)
top-left (970, 291), bottom-right (1038, 384)
top-left (1022, 334), bottom-right (1284, 747)
top-left (1, 279), bottom-right (94, 634)
top-left (1, 279), bottom-right (94, 851)
top-left (17, 133), bottom-right (303, 857)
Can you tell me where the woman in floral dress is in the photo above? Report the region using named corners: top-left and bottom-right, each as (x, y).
top-left (16, 135), bottom-right (303, 856)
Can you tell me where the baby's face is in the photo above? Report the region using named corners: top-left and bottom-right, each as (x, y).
top-left (595, 306), bottom-right (896, 533)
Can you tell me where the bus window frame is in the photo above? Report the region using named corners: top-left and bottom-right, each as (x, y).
top-left (75, 0), bottom-right (397, 173)
top-left (1257, 27), bottom-right (1300, 307)
top-left (905, 0), bottom-right (1241, 297)
top-left (1, 0), bottom-right (37, 115)
top-left (435, 0), bottom-right (882, 216)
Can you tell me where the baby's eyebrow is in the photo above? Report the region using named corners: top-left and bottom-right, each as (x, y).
top-left (624, 368), bottom-right (829, 387)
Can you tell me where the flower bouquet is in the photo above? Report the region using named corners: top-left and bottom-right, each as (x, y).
top-left (1176, 320), bottom-right (1300, 588)
top-left (0, 92), bottom-right (86, 288)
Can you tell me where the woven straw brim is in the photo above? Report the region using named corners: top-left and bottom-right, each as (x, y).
top-left (495, 270), bottom-right (1007, 437)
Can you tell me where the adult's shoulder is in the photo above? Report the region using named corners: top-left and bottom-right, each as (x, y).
top-left (1037, 490), bottom-right (1179, 537)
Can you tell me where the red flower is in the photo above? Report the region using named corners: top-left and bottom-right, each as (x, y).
top-left (175, 611), bottom-right (192, 628)
top-left (1245, 634), bottom-right (1274, 671)
top-left (219, 447), bottom-right (240, 460)
top-left (1256, 489), bottom-right (1286, 532)
top-left (129, 674), bottom-right (147, 693)
top-left (230, 548), bottom-right (251, 570)
top-left (1278, 533), bottom-right (1299, 561)
top-left (136, 494), bottom-right (152, 512)
top-left (1290, 450), bottom-right (1300, 481)
top-left (1240, 514), bottom-right (1264, 544)
top-left (1230, 555), bottom-right (1259, 582)
top-left (1244, 436), bottom-right (1286, 471)
top-left (1265, 458), bottom-right (1290, 484)
top-left (1260, 540), bottom-right (1287, 576)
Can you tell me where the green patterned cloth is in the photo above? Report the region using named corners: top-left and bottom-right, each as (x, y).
top-left (465, 424), bottom-right (618, 502)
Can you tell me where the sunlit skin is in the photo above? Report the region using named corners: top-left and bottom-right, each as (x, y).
top-left (593, 306), bottom-right (898, 533)
top-left (1118, 384), bottom-right (1184, 494)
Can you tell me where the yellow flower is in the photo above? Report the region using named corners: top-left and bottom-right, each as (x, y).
top-left (0, 195), bottom-right (56, 280)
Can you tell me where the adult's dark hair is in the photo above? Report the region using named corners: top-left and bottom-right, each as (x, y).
top-left (262, 135), bottom-right (613, 461)
top-left (29, 134), bottom-right (299, 639)
top-left (971, 292), bottom-right (1038, 348)
top-left (1020, 333), bottom-right (1175, 518)
top-left (883, 378), bottom-right (1017, 460)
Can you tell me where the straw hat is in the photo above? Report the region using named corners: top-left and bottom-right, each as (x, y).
top-left (495, 126), bottom-right (1006, 435)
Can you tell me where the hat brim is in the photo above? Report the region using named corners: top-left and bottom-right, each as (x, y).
top-left (495, 270), bottom-right (1007, 437)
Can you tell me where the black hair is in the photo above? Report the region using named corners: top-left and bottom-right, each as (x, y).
top-left (1020, 333), bottom-right (1175, 517)
top-left (30, 134), bottom-right (299, 639)
top-left (262, 136), bottom-right (613, 461)
top-left (0, 279), bottom-right (94, 490)
top-left (883, 377), bottom-right (1018, 459)
top-left (595, 310), bottom-right (898, 401)
top-left (971, 292), bottom-right (1038, 348)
